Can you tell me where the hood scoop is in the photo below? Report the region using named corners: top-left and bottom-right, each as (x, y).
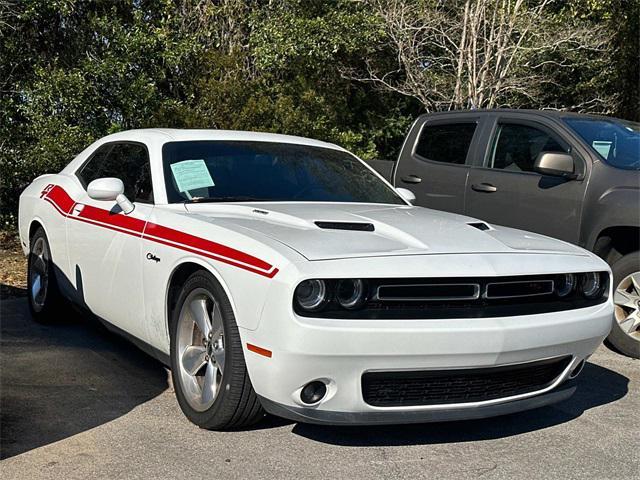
top-left (467, 221), bottom-right (491, 232)
top-left (315, 221), bottom-right (375, 232)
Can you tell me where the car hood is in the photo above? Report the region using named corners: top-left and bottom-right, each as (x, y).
top-left (183, 203), bottom-right (587, 261)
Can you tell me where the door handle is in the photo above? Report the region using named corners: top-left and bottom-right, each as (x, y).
top-left (401, 175), bottom-right (422, 184)
top-left (471, 183), bottom-right (497, 193)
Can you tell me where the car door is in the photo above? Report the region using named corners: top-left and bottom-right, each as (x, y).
top-left (465, 115), bottom-right (586, 243)
top-left (394, 115), bottom-right (486, 214)
top-left (66, 142), bottom-right (154, 341)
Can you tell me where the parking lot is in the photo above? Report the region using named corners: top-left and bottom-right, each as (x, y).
top-left (1, 296), bottom-right (638, 480)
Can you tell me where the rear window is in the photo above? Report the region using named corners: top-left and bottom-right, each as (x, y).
top-left (414, 123), bottom-right (477, 165)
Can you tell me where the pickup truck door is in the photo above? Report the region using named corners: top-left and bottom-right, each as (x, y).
top-left (394, 115), bottom-right (487, 214)
top-left (465, 114), bottom-right (586, 243)
top-left (65, 142), bottom-right (154, 341)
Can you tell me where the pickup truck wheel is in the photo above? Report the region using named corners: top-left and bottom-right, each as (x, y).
top-left (170, 270), bottom-right (264, 429)
top-left (27, 227), bottom-right (65, 323)
top-left (607, 252), bottom-right (640, 359)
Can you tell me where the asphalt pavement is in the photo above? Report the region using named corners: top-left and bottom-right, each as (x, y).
top-left (1, 297), bottom-right (638, 479)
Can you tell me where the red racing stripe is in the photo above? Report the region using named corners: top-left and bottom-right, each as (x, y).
top-left (144, 222), bottom-right (272, 272)
top-left (43, 184), bottom-right (278, 278)
top-left (46, 185), bottom-right (76, 214)
top-left (77, 203), bottom-right (146, 236)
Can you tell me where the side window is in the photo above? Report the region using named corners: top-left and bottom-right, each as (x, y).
top-left (77, 143), bottom-right (153, 203)
top-left (77, 144), bottom-right (112, 185)
top-left (414, 123), bottom-right (477, 165)
top-left (489, 123), bottom-right (568, 173)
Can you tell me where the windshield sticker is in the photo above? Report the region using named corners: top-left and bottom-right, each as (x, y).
top-left (170, 159), bottom-right (215, 192)
top-left (592, 141), bottom-right (612, 158)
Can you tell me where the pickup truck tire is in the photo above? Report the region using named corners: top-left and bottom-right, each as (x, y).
top-left (607, 252), bottom-right (640, 359)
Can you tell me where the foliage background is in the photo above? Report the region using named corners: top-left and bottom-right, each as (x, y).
top-left (1, 0), bottom-right (638, 227)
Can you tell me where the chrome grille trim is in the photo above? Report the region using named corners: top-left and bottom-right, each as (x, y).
top-left (484, 279), bottom-right (555, 299)
top-left (373, 283), bottom-right (481, 301)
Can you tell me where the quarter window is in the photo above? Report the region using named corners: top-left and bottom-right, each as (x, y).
top-left (489, 124), bottom-right (568, 173)
top-left (414, 123), bottom-right (477, 165)
top-left (77, 143), bottom-right (153, 203)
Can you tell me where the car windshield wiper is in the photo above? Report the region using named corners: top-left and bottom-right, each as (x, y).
top-left (184, 196), bottom-right (265, 204)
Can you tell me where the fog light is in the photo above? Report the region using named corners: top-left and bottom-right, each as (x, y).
top-left (300, 381), bottom-right (327, 404)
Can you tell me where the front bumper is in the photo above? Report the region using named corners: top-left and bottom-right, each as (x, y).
top-left (258, 381), bottom-right (577, 425)
top-left (242, 300), bottom-right (611, 424)
top-left (240, 254), bottom-right (613, 425)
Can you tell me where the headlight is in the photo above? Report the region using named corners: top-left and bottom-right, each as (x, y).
top-left (580, 272), bottom-right (604, 298)
top-left (294, 279), bottom-right (328, 311)
top-left (336, 279), bottom-right (367, 309)
top-left (555, 273), bottom-right (576, 297)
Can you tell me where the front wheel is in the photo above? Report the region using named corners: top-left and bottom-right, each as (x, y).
top-left (170, 270), bottom-right (264, 429)
top-left (607, 252), bottom-right (640, 359)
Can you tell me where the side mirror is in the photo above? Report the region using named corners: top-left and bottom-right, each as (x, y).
top-left (534, 152), bottom-right (576, 178)
top-left (87, 177), bottom-right (135, 214)
top-left (396, 187), bottom-right (416, 204)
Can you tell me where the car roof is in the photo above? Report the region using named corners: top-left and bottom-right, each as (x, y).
top-left (417, 109), bottom-right (623, 122)
top-left (96, 128), bottom-right (346, 151)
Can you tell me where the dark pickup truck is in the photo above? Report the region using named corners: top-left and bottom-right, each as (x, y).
top-left (385, 109), bottom-right (640, 358)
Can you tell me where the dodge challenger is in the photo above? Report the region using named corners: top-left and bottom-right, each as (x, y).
top-left (18, 129), bottom-right (613, 429)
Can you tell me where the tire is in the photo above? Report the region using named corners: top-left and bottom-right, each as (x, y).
top-left (27, 226), bottom-right (65, 323)
top-left (606, 252), bottom-right (640, 359)
top-left (170, 270), bottom-right (264, 429)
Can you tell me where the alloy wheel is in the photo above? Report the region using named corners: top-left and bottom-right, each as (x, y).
top-left (614, 272), bottom-right (640, 341)
top-left (176, 288), bottom-right (226, 412)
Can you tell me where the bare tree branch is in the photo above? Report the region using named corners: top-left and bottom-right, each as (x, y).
top-left (347, 0), bottom-right (615, 113)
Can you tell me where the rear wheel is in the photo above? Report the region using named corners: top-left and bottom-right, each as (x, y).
top-left (27, 226), bottom-right (65, 322)
top-left (170, 270), bottom-right (264, 429)
top-left (607, 252), bottom-right (640, 358)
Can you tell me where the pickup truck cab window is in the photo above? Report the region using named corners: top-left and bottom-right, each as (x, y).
top-left (415, 123), bottom-right (477, 165)
top-left (489, 123), bottom-right (568, 172)
top-left (77, 142), bottom-right (154, 203)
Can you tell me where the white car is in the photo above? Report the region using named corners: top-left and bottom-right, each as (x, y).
top-left (18, 129), bottom-right (613, 429)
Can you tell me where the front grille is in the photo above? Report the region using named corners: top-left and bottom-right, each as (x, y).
top-left (375, 283), bottom-right (480, 301)
top-left (294, 274), bottom-right (608, 319)
top-left (485, 279), bottom-right (554, 299)
top-left (361, 356), bottom-right (572, 407)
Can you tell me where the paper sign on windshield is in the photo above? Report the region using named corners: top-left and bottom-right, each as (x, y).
top-left (170, 159), bottom-right (215, 193)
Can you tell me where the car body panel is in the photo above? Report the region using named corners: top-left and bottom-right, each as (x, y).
top-left (183, 202), bottom-right (587, 261)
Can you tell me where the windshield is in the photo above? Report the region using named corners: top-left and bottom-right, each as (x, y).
top-left (563, 117), bottom-right (640, 170)
top-left (162, 141), bottom-right (404, 204)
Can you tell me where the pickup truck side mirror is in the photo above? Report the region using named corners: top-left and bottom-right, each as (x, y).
top-left (87, 177), bottom-right (135, 214)
top-left (534, 152), bottom-right (576, 179)
top-left (396, 187), bottom-right (416, 204)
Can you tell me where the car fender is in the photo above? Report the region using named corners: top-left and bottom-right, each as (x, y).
top-left (162, 256), bottom-right (239, 343)
top-left (584, 185), bottom-right (640, 251)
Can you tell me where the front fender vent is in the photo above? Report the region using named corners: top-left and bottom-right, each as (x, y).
top-left (315, 221), bottom-right (374, 232)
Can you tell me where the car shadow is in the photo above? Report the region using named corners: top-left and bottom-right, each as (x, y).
top-left (289, 362), bottom-right (629, 446)
top-left (0, 294), bottom-right (169, 459)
